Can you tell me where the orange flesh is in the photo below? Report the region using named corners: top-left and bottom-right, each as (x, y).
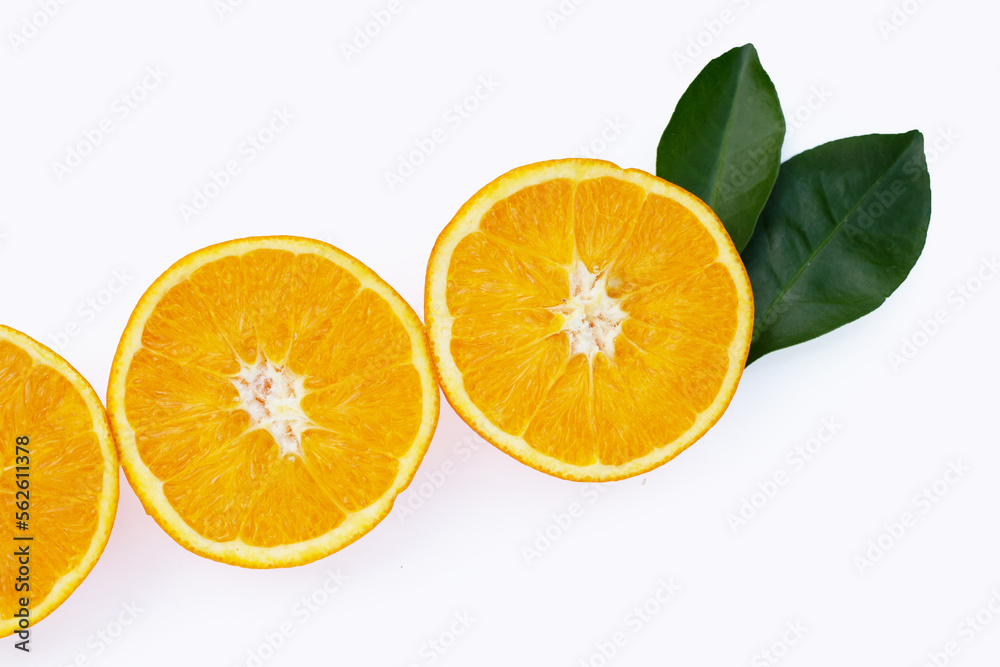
top-left (122, 249), bottom-right (423, 547)
top-left (0, 342), bottom-right (104, 618)
top-left (445, 178), bottom-right (739, 467)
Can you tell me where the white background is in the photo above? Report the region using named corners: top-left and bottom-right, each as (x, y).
top-left (2, 0), bottom-right (998, 665)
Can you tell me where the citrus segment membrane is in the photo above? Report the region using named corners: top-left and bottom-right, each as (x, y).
top-left (426, 160), bottom-right (753, 481)
top-left (108, 238), bottom-right (439, 568)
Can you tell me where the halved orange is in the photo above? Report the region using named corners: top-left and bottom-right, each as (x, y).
top-left (107, 237), bottom-right (439, 568)
top-left (1, 326), bottom-right (119, 637)
top-left (425, 159), bottom-right (753, 481)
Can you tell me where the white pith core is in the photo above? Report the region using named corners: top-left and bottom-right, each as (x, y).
top-left (231, 357), bottom-right (314, 459)
top-left (551, 261), bottom-right (628, 360)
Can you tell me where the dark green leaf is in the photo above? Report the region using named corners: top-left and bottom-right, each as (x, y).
top-left (657, 44), bottom-right (785, 251)
top-left (744, 131), bottom-right (931, 364)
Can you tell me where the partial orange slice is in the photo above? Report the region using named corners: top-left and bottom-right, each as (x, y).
top-left (426, 159), bottom-right (753, 481)
top-left (0, 326), bottom-right (119, 637)
top-left (107, 237), bottom-right (439, 568)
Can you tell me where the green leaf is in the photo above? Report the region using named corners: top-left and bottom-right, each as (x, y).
top-left (743, 131), bottom-right (932, 364)
top-left (657, 44), bottom-right (785, 251)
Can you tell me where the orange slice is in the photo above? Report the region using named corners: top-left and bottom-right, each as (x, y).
top-left (425, 159), bottom-right (753, 481)
top-left (0, 326), bottom-right (119, 637)
top-left (107, 237), bottom-right (439, 568)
